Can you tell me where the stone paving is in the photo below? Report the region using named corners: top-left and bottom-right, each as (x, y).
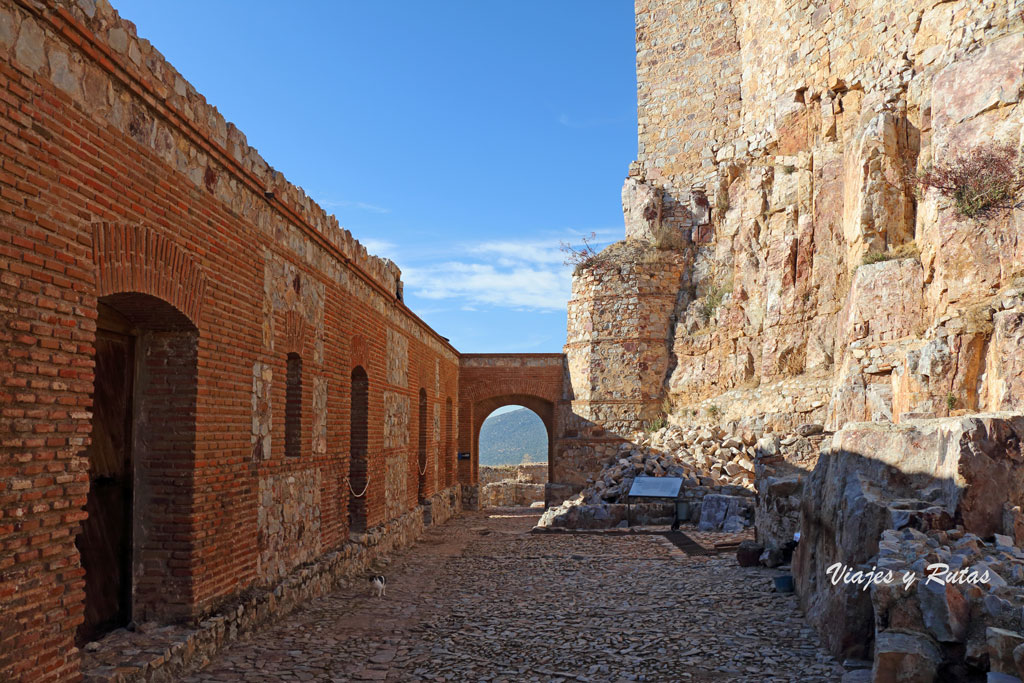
top-left (180, 509), bottom-right (843, 682)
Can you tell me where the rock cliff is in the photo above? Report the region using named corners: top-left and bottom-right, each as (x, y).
top-left (562, 0), bottom-right (1024, 480)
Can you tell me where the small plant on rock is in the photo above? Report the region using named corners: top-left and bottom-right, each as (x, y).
top-left (560, 232), bottom-right (603, 273)
top-left (643, 416), bottom-right (667, 433)
top-left (918, 143), bottom-right (1023, 219)
top-left (700, 273), bottom-right (734, 322)
top-left (716, 191), bottom-right (730, 214)
top-left (706, 404), bottom-right (721, 419)
top-left (945, 392), bottom-right (957, 412)
top-left (860, 241), bottom-right (920, 267)
top-left (861, 251), bottom-right (892, 266)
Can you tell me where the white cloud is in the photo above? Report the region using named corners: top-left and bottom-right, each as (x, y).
top-left (320, 199), bottom-right (391, 214)
top-left (469, 240), bottom-right (566, 265)
top-left (404, 261), bottom-right (571, 311)
top-left (390, 231), bottom-right (619, 313)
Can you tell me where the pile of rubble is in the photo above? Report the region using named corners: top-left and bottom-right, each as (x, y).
top-left (583, 425), bottom-right (761, 502)
top-left (868, 525), bottom-right (1024, 680)
top-left (539, 425), bottom-right (801, 530)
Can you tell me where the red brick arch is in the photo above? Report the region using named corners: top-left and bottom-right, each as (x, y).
top-left (92, 222), bottom-right (206, 327)
top-left (457, 354), bottom-right (565, 487)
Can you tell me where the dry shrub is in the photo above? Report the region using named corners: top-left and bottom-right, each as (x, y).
top-left (777, 346), bottom-right (806, 376)
top-left (700, 272), bottom-right (734, 322)
top-left (862, 250), bottom-right (893, 266)
top-left (918, 143), bottom-right (1023, 219)
top-left (561, 232), bottom-right (603, 272)
top-left (861, 241), bottom-right (920, 267)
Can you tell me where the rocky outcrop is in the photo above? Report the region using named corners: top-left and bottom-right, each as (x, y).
top-left (557, 0), bottom-right (1024, 678)
top-left (753, 430), bottom-right (826, 553)
top-left (793, 414), bottom-right (1024, 660)
top-left (623, 177), bottom-right (672, 247)
top-left (566, 1), bottom-right (1024, 452)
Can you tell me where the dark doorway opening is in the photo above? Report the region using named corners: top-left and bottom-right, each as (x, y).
top-left (76, 295), bottom-right (198, 644)
top-left (76, 320), bottom-right (134, 644)
top-left (418, 388), bottom-right (428, 500)
top-left (348, 366), bottom-right (369, 534)
top-left (444, 398), bottom-right (453, 488)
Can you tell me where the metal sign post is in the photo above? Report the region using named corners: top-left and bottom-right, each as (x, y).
top-left (625, 476), bottom-right (684, 528)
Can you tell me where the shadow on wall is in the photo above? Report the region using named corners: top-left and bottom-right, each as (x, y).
top-left (788, 414), bottom-right (1024, 679)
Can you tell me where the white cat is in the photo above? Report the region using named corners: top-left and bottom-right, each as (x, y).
top-left (370, 575), bottom-right (387, 598)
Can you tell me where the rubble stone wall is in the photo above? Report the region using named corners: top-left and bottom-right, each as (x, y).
top-left (479, 464), bottom-right (548, 486)
top-left (479, 464), bottom-right (548, 507)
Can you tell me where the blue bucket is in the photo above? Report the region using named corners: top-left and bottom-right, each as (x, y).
top-left (774, 575), bottom-right (794, 593)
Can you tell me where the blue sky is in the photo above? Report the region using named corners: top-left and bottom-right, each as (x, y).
top-left (114, 1), bottom-right (636, 353)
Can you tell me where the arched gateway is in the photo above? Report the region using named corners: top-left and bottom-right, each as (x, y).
top-left (457, 354), bottom-right (567, 504)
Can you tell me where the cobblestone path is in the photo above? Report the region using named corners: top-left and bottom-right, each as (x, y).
top-left (181, 509), bottom-right (842, 682)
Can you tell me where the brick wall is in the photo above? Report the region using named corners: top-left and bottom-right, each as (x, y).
top-left (0, 0), bottom-right (466, 679)
top-left (457, 354), bottom-right (566, 501)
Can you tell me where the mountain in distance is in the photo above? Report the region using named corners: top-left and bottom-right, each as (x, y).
top-left (479, 407), bottom-right (548, 466)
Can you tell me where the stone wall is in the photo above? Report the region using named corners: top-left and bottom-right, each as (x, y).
top-left (479, 464), bottom-right (548, 485)
top-left (564, 0), bottom-right (1024, 483)
top-left (479, 464), bottom-right (548, 507)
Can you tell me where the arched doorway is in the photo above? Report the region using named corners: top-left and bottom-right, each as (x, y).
top-left (476, 403), bottom-right (550, 508)
top-left (348, 366), bottom-right (369, 535)
top-left (76, 293), bottom-right (198, 645)
top-left (470, 394), bottom-right (555, 487)
top-left (417, 388), bottom-right (428, 500)
top-left (478, 405), bottom-right (549, 467)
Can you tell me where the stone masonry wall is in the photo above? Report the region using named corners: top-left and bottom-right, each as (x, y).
top-left (564, 0), bottom-right (1024, 472)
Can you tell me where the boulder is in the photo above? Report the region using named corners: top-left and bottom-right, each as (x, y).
top-left (988, 628), bottom-right (1024, 675)
top-left (871, 631), bottom-right (940, 683)
top-left (917, 579), bottom-right (969, 643)
top-left (698, 494), bottom-right (752, 532)
top-left (797, 423), bottom-right (824, 436)
top-left (736, 540), bottom-right (764, 567)
top-left (793, 415), bottom-right (1024, 659)
top-left (1012, 641), bottom-right (1024, 680)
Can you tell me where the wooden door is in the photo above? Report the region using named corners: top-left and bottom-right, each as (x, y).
top-left (75, 329), bottom-right (134, 644)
